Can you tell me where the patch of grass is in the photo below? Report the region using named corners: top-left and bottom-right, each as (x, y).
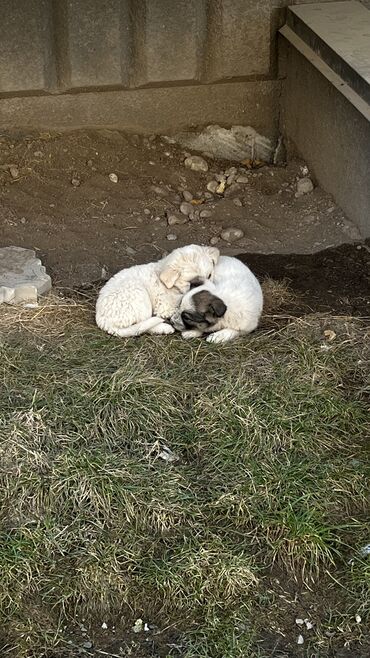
top-left (0, 297), bottom-right (369, 657)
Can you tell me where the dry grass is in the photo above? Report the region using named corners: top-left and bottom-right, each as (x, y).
top-left (0, 289), bottom-right (369, 658)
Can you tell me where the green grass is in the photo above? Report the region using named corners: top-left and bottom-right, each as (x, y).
top-left (0, 300), bottom-right (369, 657)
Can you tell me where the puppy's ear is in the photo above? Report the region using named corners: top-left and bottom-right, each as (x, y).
top-left (208, 296), bottom-right (227, 318)
top-left (159, 266), bottom-right (180, 289)
top-left (206, 247), bottom-right (220, 265)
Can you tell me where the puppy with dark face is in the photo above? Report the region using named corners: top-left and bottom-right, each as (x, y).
top-left (171, 255), bottom-right (263, 344)
top-left (179, 289), bottom-right (227, 332)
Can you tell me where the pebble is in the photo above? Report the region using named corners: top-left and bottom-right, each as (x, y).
top-left (215, 173), bottom-right (226, 183)
top-left (182, 190), bottom-right (193, 202)
top-left (355, 614), bottom-right (362, 624)
top-left (227, 173), bottom-right (236, 185)
top-left (204, 191), bottom-right (214, 199)
top-left (221, 227), bottom-right (244, 242)
top-left (184, 155), bottom-right (208, 172)
top-left (143, 208), bottom-right (151, 215)
top-left (210, 236), bottom-right (220, 245)
top-left (71, 176), bottom-right (81, 187)
top-left (82, 640), bottom-right (93, 649)
top-left (9, 165), bottom-right (20, 179)
top-left (86, 159), bottom-right (93, 167)
top-left (296, 177), bottom-right (314, 195)
top-left (180, 201), bottom-right (194, 216)
top-left (109, 173), bottom-right (118, 183)
top-left (167, 233), bottom-right (178, 241)
top-left (236, 175), bottom-right (249, 184)
top-left (297, 635), bottom-right (304, 645)
top-left (167, 212), bottom-right (188, 226)
top-left (216, 180), bottom-right (226, 194)
top-left (225, 166), bottom-right (237, 177)
top-left (233, 198), bottom-right (243, 207)
top-left (295, 619), bottom-right (304, 626)
top-left (101, 622), bottom-right (108, 630)
top-left (199, 209), bottom-right (212, 218)
top-left (151, 185), bottom-right (167, 196)
top-left (206, 180), bottom-right (219, 194)
top-left (125, 246), bottom-right (136, 256)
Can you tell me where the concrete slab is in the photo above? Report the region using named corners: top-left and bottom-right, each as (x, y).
top-left (287, 1), bottom-right (370, 103)
top-left (0, 246), bottom-right (51, 305)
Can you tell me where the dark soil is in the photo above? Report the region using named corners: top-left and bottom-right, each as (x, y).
top-left (238, 241), bottom-right (370, 317)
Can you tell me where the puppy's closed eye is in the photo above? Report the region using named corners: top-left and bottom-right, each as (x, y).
top-left (208, 298), bottom-right (227, 318)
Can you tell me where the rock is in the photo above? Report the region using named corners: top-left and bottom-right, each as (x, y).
top-left (227, 173), bottom-right (236, 185)
top-left (216, 180), bottom-right (226, 194)
top-left (236, 175), bottom-right (249, 184)
top-left (210, 236), bottom-right (220, 245)
top-left (296, 177), bottom-right (314, 195)
top-left (355, 614), bottom-right (362, 624)
top-left (214, 173), bottom-right (227, 183)
top-left (9, 165), bottom-right (19, 179)
top-left (0, 246), bottom-right (51, 305)
top-left (199, 209), bottom-right (212, 219)
top-left (233, 198), bottom-right (243, 207)
top-left (206, 180), bottom-right (218, 194)
top-left (144, 208), bottom-right (151, 215)
top-left (182, 190), bottom-right (193, 202)
top-left (180, 201), bottom-right (194, 216)
top-left (225, 166), bottom-right (238, 176)
top-left (220, 228), bottom-right (244, 242)
top-left (71, 176), bottom-right (81, 187)
top-left (224, 183), bottom-right (241, 197)
top-left (151, 185), bottom-right (167, 196)
top-left (109, 173), bottom-right (118, 183)
top-left (166, 233), bottom-right (178, 241)
top-left (86, 159), bottom-right (93, 167)
top-left (167, 212), bottom-right (188, 226)
top-left (204, 192), bottom-right (213, 199)
top-left (125, 246), bottom-right (136, 256)
top-left (184, 155), bottom-right (208, 172)
top-left (173, 124), bottom-right (273, 163)
top-left (297, 635), bottom-right (304, 645)
top-left (82, 640), bottom-right (93, 649)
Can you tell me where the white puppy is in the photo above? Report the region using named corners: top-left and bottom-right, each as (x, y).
top-left (171, 255), bottom-right (263, 343)
top-left (96, 245), bottom-right (219, 337)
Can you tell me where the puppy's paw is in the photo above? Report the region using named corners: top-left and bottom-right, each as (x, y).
top-left (148, 322), bottom-right (175, 335)
top-left (181, 329), bottom-right (203, 340)
top-left (206, 329), bottom-right (239, 344)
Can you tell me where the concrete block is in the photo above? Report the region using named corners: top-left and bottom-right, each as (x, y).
top-left (206, 0), bottom-right (271, 80)
top-left (0, 81), bottom-right (280, 139)
top-left (61, 0), bottom-right (131, 89)
top-left (0, 247), bottom-right (51, 305)
top-left (133, 0), bottom-right (206, 85)
top-left (0, 0), bottom-right (54, 93)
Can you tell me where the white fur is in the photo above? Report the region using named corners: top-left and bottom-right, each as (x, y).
top-left (172, 255), bottom-right (263, 343)
top-left (95, 245), bottom-right (219, 337)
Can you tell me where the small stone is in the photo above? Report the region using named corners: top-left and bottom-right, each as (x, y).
top-left (296, 177), bottom-right (314, 195)
top-left (144, 208), bottom-right (151, 215)
top-left (71, 176), bottom-right (81, 187)
top-left (180, 201), bottom-right (193, 216)
top-left (199, 209), bottom-right (212, 218)
top-left (225, 166), bottom-right (237, 177)
top-left (216, 180), bottom-right (226, 194)
top-left (133, 619), bottom-right (143, 634)
top-left (82, 641), bottom-right (93, 649)
top-left (184, 155), bottom-right (208, 172)
top-left (182, 190), bottom-right (193, 202)
top-left (210, 236), bottom-right (220, 245)
top-left (101, 622), bottom-right (108, 629)
top-left (355, 614), bottom-right (362, 624)
top-left (214, 173), bottom-right (226, 182)
top-left (86, 159), bottom-right (93, 167)
top-left (206, 180), bottom-right (218, 194)
top-left (20, 217), bottom-right (27, 224)
top-left (109, 173), bottom-right (118, 183)
top-left (233, 198), bottom-right (243, 207)
top-left (300, 164), bottom-right (309, 176)
top-left (9, 165), bottom-right (19, 179)
top-left (297, 635), bottom-right (304, 645)
top-left (204, 191), bottom-right (213, 199)
top-left (305, 620), bottom-right (314, 630)
top-left (167, 213), bottom-right (187, 226)
top-left (151, 185), bottom-right (167, 196)
top-left (0, 246), bottom-right (51, 305)
top-left (167, 233), bottom-right (178, 241)
top-left (227, 173), bottom-right (236, 185)
top-left (125, 246), bottom-right (136, 256)
top-left (295, 619), bottom-right (304, 626)
top-left (236, 175), bottom-right (249, 184)
top-left (220, 227), bottom-right (244, 242)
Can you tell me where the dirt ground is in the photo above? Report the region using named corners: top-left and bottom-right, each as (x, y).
top-left (0, 129), bottom-right (365, 291)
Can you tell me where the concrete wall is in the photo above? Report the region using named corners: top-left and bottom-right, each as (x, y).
top-left (0, 0), bottom-right (343, 135)
top-left (281, 43), bottom-right (370, 237)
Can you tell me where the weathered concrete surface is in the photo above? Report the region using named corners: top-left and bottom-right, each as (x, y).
top-left (0, 81), bottom-right (280, 138)
top-left (281, 44), bottom-right (370, 237)
top-left (0, 0), bottom-right (349, 133)
top-left (0, 246), bottom-right (51, 304)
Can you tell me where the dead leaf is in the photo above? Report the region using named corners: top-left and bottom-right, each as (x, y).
top-left (190, 199), bottom-right (203, 205)
top-left (324, 329), bottom-right (336, 342)
top-left (216, 180), bottom-right (226, 194)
